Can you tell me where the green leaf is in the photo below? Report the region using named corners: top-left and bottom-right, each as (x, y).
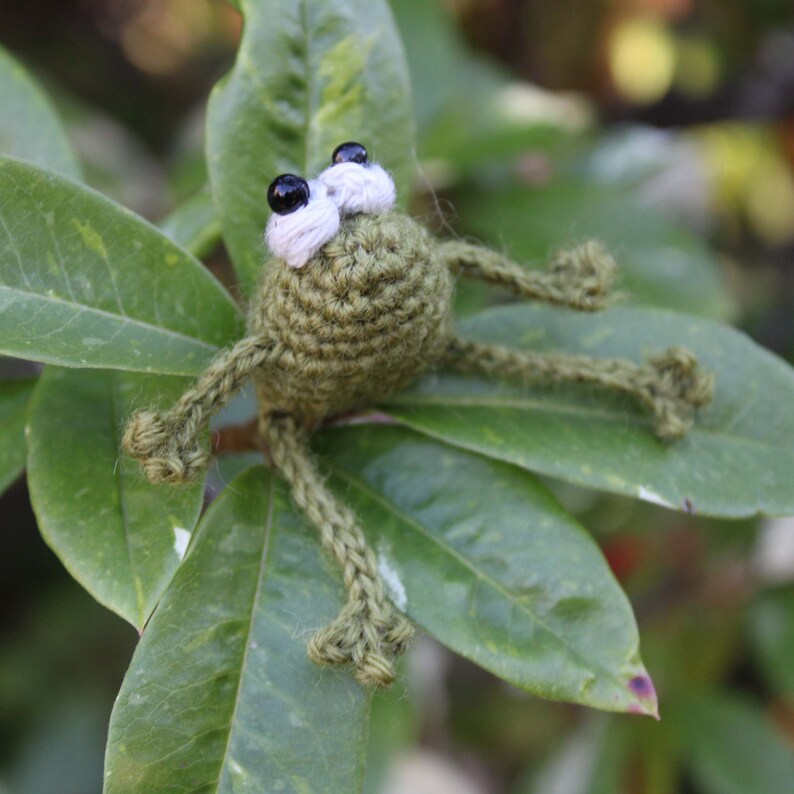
top-left (453, 179), bottom-right (733, 320)
top-left (0, 377), bottom-right (36, 493)
top-left (317, 425), bottom-right (657, 716)
top-left (159, 188), bottom-right (222, 259)
top-left (385, 304), bottom-right (794, 518)
top-left (206, 0), bottom-right (414, 297)
top-left (748, 585), bottom-right (794, 696)
top-left (0, 157), bottom-right (242, 375)
top-left (104, 466), bottom-right (370, 793)
top-left (27, 367), bottom-right (205, 629)
top-left (672, 695), bottom-right (794, 794)
top-left (0, 46), bottom-right (81, 179)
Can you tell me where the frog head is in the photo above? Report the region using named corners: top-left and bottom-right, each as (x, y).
top-left (264, 142), bottom-right (396, 269)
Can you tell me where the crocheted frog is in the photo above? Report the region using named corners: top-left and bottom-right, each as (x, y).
top-left (124, 142), bottom-right (713, 688)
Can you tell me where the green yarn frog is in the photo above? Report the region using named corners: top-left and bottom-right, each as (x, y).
top-left (124, 142), bottom-right (713, 688)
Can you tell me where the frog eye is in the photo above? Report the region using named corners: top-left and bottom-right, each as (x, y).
top-left (331, 141), bottom-right (368, 166)
top-left (267, 174), bottom-right (310, 215)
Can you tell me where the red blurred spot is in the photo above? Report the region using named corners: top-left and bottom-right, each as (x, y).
top-left (602, 535), bottom-right (645, 581)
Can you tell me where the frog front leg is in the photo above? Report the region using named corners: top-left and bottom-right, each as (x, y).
top-left (124, 334), bottom-right (275, 483)
top-left (439, 239), bottom-right (618, 312)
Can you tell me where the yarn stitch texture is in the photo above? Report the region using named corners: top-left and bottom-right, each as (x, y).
top-left (124, 152), bottom-right (714, 689)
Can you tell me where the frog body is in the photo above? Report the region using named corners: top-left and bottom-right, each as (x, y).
top-left (250, 212), bottom-right (453, 418)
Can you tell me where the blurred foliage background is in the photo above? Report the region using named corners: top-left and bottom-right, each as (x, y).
top-left (1, 0), bottom-right (793, 792)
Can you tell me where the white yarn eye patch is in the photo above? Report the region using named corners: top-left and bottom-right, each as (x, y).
top-left (265, 180), bottom-right (340, 269)
top-left (265, 153), bottom-right (397, 269)
top-left (316, 162), bottom-right (396, 216)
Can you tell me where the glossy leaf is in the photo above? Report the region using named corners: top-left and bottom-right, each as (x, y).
top-left (385, 304), bottom-right (794, 518)
top-left (27, 367), bottom-right (205, 629)
top-left (206, 0), bottom-right (414, 296)
top-left (453, 179), bottom-right (733, 320)
top-left (159, 188), bottom-right (222, 259)
top-left (672, 695), bottom-right (794, 794)
top-left (0, 45), bottom-right (81, 179)
top-left (0, 377), bottom-right (36, 493)
top-left (104, 465), bottom-right (369, 793)
top-left (0, 157), bottom-right (242, 375)
top-left (317, 425), bottom-right (657, 716)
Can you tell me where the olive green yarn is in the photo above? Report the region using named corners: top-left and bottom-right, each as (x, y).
top-left (123, 209), bottom-right (714, 689)
top-left (249, 213), bottom-right (453, 418)
top-left (263, 413), bottom-right (414, 688)
top-left (123, 335), bottom-right (275, 483)
top-left (440, 239), bottom-right (618, 312)
top-left (443, 340), bottom-right (715, 440)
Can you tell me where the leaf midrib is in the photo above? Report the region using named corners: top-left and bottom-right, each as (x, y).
top-left (384, 393), bottom-right (774, 450)
top-left (213, 474), bottom-right (276, 791)
top-left (1, 153), bottom-right (241, 308)
top-left (0, 284), bottom-right (225, 351)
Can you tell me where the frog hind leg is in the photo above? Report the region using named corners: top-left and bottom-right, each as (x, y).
top-left (442, 338), bottom-right (714, 440)
top-left (261, 411), bottom-right (414, 688)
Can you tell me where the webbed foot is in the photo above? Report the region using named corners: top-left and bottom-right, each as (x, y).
top-left (308, 602), bottom-right (415, 688)
top-left (123, 410), bottom-right (209, 483)
top-left (641, 347), bottom-right (715, 440)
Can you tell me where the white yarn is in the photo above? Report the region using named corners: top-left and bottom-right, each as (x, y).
top-left (264, 180), bottom-right (340, 269)
top-left (317, 162), bottom-right (396, 216)
top-left (265, 161), bottom-right (397, 269)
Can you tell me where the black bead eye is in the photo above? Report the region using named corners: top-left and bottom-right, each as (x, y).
top-left (267, 174), bottom-right (310, 215)
top-left (332, 141), bottom-right (368, 166)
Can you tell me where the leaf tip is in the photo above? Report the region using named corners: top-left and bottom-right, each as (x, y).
top-left (626, 674), bottom-right (659, 720)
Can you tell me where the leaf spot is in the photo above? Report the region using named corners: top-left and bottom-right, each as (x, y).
top-left (71, 218), bottom-right (108, 259)
top-left (378, 552), bottom-right (407, 610)
top-left (173, 526), bottom-right (190, 560)
top-left (637, 485), bottom-right (674, 509)
top-left (229, 758), bottom-right (249, 781)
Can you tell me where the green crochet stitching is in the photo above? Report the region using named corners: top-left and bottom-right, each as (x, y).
top-left (124, 207), bottom-right (713, 689)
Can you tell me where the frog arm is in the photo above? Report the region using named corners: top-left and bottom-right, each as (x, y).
top-left (437, 239), bottom-right (618, 312)
top-left (442, 337), bottom-right (714, 440)
top-left (123, 334), bottom-right (275, 483)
